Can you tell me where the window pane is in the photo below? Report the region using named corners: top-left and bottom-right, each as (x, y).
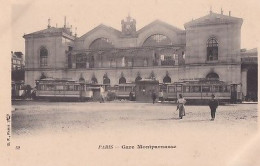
top-left (176, 86), bottom-right (182, 92)
top-left (202, 86), bottom-right (210, 92)
top-left (168, 86), bottom-right (175, 93)
top-left (125, 87), bottom-right (132, 92)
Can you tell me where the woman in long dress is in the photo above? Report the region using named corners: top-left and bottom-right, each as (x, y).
top-left (177, 94), bottom-right (186, 119)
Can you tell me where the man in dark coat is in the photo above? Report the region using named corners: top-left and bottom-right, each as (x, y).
top-left (152, 91), bottom-right (157, 104)
top-left (208, 94), bottom-right (219, 121)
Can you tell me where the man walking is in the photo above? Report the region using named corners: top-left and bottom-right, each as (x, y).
top-left (152, 91), bottom-right (157, 104)
top-left (208, 94), bottom-right (219, 121)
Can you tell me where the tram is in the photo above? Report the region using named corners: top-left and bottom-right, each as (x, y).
top-left (11, 81), bottom-right (25, 99)
top-left (159, 79), bottom-right (242, 104)
top-left (34, 78), bottom-right (93, 101)
top-left (114, 83), bottom-right (136, 100)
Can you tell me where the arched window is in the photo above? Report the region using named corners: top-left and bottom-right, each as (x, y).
top-left (89, 38), bottom-right (114, 49)
top-left (40, 47), bottom-right (48, 67)
top-left (143, 34), bottom-right (172, 47)
top-left (135, 75), bottom-right (142, 82)
top-left (206, 72), bottom-right (219, 80)
top-left (119, 77), bottom-right (126, 84)
top-left (207, 38), bottom-right (218, 61)
top-left (79, 77), bottom-right (85, 82)
top-left (163, 75), bottom-right (171, 83)
top-left (103, 74), bottom-right (110, 84)
top-left (91, 76), bottom-right (98, 84)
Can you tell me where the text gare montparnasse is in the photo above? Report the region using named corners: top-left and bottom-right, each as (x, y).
top-left (98, 145), bottom-right (176, 150)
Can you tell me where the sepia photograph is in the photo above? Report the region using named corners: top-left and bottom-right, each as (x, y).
top-left (2, 0), bottom-right (259, 165)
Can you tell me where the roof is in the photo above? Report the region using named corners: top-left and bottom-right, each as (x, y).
top-left (24, 27), bottom-right (74, 38)
top-left (137, 19), bottom-right (184, 34)
top-left (184, 12), bottom-right (243, 28)
top-left (241, 48), bottom-right (258, 57)
top-left (78, 24), bottom-right (121, 40)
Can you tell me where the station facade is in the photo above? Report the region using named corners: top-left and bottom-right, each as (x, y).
top-left (23, 11), bottom-right (257, 100)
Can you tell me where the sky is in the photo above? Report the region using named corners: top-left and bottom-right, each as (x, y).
top-left (10, 0), bottom-right (260, 53)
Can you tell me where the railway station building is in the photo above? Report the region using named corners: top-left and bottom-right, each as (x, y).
top-left (23, 11), bottom-right (258, 100)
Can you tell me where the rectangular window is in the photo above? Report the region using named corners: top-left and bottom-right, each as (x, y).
top-left (125, 87), bottom-right (132, 92)
top-left (212, 85), bottom-right (219, 92)
top-left (191, 86), bottom-right (201, 92)
top-left (176, 86), bottom-right (182, 92)
top-left (69, 85), bottom-right (74, 91)
top-left (40, 56), bottom-right (47, 67)
top-left (46, 85), bottom-right (55, 91)
top-left (76, 55), bottom-right (86, 69)
top-left (74, 85), bottom-right (79, 91)
top-left (168, 86), bottom-right (175, 93)
top-left (119, 86), bottom-right (125, 91)
top-left (183, 86), bottom-right (190, 93)
top-left (202, 86), bottom-right (211, 92)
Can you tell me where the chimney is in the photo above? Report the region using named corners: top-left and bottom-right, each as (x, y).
top-left (48, 18), bottom-right (51, 28)
top-left (221, 8), bottom-right (223, 15)
top-left (229, 11), bottom-right (231, 16)
top-left (75, 27), bottom-right (77, 37)
top-left (64, 16), bottom-right (67, 28)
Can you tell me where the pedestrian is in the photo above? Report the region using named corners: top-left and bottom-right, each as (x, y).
top-left (158, 90), bottom-right (164, 102)
top-left (129, 91), bottom-right (134, 101)
top-left (176, 94), bottom-right (186, 119)
top-left (100, 86), bottom-right (105, 103)
top-left (152, 91), bottom-right (157, 104)
top-left (208, 94), bottom-right (219, 121)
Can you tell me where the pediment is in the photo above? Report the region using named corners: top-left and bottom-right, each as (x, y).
top-left (78, 24), bottom-right (121, 40)
top-left (184, 12), bottom-right (243, 28)
top-left (137, 20), bottom-right (184, 34)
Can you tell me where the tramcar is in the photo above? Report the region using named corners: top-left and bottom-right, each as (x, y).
top-left (114, 83), bottom-right (136, 100)
top-left (159, 79), bottom-right (242, 104)
top-left (11, 81), bottom-right (25, 99)
top-left (34, 78), bottom-right (93, 101)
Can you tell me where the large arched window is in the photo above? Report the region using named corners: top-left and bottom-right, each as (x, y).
top-left (143, 34), bottom-right (172, 47)
top-left (119, 77), bottom-right (126, 84)
top-left (135, 75), bottom-right (142, 82)
top-left (207, 38), bottom-right (218, 61)
top-left (91, 75), bottom-right (98, 84)
top-left (163, 75), bottom-right (171, 83)
top-left (40, 47), bottom-right (48, 67)
top-left (89, 38), bottom-right (114, 49)
top-left (103, 74), bottom-right (110, 84)
top-left (206, 72), bottom-right (219, 80)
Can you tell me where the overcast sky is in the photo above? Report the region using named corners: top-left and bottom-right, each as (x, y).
top-left (11, 0), bottom-right (260, 53)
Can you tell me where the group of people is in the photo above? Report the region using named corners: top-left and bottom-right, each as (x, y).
top-left (176, 94), bottom-right (219, 120)
top-left (152, 92), bottom-right (219, 120)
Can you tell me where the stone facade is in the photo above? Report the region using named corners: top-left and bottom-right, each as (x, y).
top-left (24, 11), bottom-right (254, 97)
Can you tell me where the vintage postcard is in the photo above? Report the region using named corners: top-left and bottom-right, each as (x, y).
top-left (1, 0), bottom-right (259, 165)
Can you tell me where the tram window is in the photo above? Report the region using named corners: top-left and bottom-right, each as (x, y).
top-left (219, 86), bottom-right (223, 92)
top-left (183, 86), bottom-right (190, 92)
top-left (202, 86), bottom-right (210, 92)
top-left (46, 85), bottom-right (55, 91)
top-left (119, 86), bottom-right (125, 91)
top-left (176, 86), bottom-right (182, 92)
top-left (39, 85), bottom-right (44, 90)
top-left (80, 85), bottom-right (85, 91)
top-left (74, 85), bottom-right (79, 91)
top-left (213, 85), bottom-right (220, 92)
top-left (68, 85), bottom-right (74, 91)
top-left (56, 85), bottom-right (64, 90)
top-left (191, 86), bottom-right (201, 92)
top-left (64, 85), bottom-right (69, 91)
top-left (168, 86), bottom-right (175, 93)
top-left (125, 86), bottom-right (132, 92)
top-left (225, 85), bottom-right (230, 92)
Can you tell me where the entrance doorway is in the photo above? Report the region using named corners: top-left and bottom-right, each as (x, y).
top-left (247, 68), bottom-right (258, 101)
